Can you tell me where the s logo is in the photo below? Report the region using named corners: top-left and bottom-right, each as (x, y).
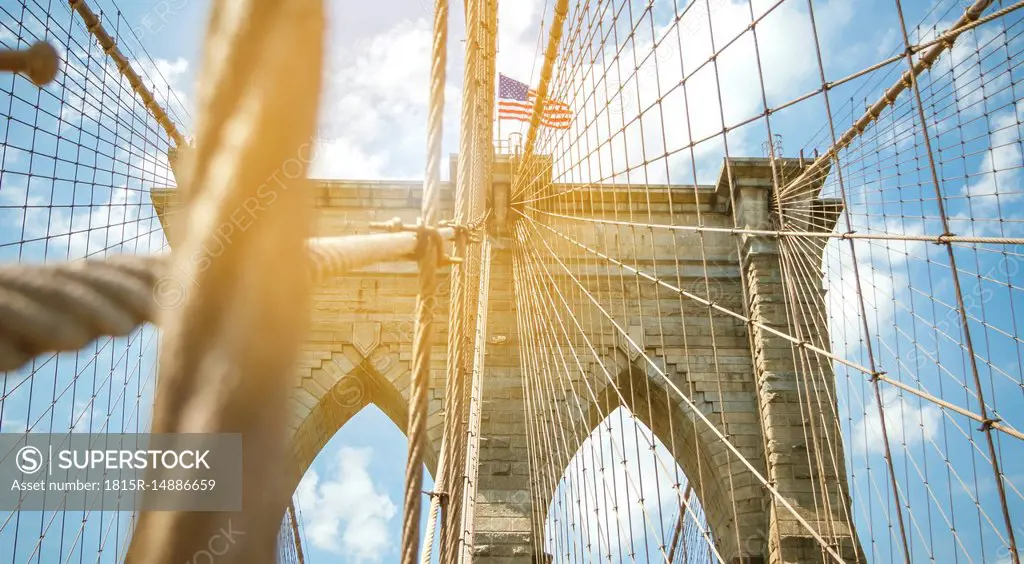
top-left (16, 446), bottom-right (43, 474)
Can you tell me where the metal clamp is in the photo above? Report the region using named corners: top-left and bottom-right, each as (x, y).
top-left (979, 418), bottom-right (1000, 432)
top-left (369, 217), bottom-right (461, 265)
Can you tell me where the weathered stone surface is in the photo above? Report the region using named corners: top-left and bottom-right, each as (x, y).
top-left (151, 156), bottom-right (861, 563)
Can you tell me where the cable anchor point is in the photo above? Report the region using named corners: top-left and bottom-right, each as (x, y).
top-left (979, 418), bottom-right (1000, 432)
top-left (369, 217), bottom-right (460, 265)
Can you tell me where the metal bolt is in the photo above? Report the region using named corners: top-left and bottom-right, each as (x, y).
top-left (0, 41), bottom-right (59, 87)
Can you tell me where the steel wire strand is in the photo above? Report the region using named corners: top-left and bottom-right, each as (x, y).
top-left (516, 214), bottom-right (847, 562)
top-left (520, 205), bottom-right (1015, 552)
top-left (524, 207), bottom-right (1024, 246)
top-left (621, 6), bottom-right (698, 548)
top-left (0, 255), bottom-right (163, 373)
top-left (508, 28), bottom-right (581, 558)
top-left (592, 11), bottom-right (669, 556)
top-left (519, 208), bottom-right (1024, 442)
top-left (780, 0), bottom-right (996, 201)
top-left (777, 236), bottom-right (870, 551)
top-left (513, 228), bottom-right (722, 562)
top-left (515, 238), bottom-right (657, 563)
top-left (510, 19), bottom-right (656, 552)
top-left (0, 228), bottom-right (459, 374)
top-left (645, 20), bottom-right (718, 554)
top-left (783, 232), bottom-right (1018, 430)
top-left (68, 0), bottom-right (185, 146)
top-left (516, 227), bottom-right (650, 562)
top-left (0, 3), bottom-right (165, 559)
top-left (513, 248), bottom-right (642, 562)
top-left (512, 292), bottom-right (549, 563)
top-left (456, 239), bottom-right (491, 562)
top-left (433, 0), bottom-right (482, 556)
top-left (399, 0), bottom-right (448, 557)
top-left (512, 0), bottom-right (571, 203)
top-left (889, 0), bottom-right (1020, 555)
top-left (635, 23), bottom-right (698, 555)
top-left (514, 1), bottom-right (1024, 215)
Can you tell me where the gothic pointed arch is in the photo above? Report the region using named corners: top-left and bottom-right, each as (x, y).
top-left (534, 349), bottom-right (769, 561)
top-left (284, 342), bottom-right (441, 494)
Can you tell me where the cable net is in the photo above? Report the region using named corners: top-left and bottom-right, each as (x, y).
top-left (0, 1), bottom-right (188, 561)
top-left (509, 0), bottom-right (1024, 562)
top-left (1, 0), bottom-right (1024, 562)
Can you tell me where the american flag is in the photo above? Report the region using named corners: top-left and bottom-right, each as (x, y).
top-left (497, 74), bottom-right (572, 129)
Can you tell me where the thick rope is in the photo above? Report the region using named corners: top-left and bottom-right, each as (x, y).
top-left (0, 42), bottom-right (59, 86)
top-left (69, 0), bottom-right (186, 147)
top-left (0, 229), bottom-right (459, 374)
top-left (516, 0), bottom-right (569, 197)
top-left (400, 0), bottom-right (448, 561)
top-left (0, 256), bottom-right (163, 372)
top-left (403, 248), bottom-right (440, 564)
top-left (457, 238), bottom-right (491, 562)
top-left (779, 0), bottom-right (995, 198)
top-left (123, 1), bottom-right (324, 561)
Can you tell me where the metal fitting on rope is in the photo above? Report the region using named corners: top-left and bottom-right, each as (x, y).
top-left (414, 223), bottom-right (453, 264)
top-left (423, 490), bottom-right (448, 500)
top-left (979, 418), bottom-right (1000, 432)
top-left (0, 41), bottom-right (59, 86)
top-left (438, 220), bottom-right (483, 257)
top-left (869, 370), bottom-right (886, 383)
top-left (370, 217), bottom-right (460, 265)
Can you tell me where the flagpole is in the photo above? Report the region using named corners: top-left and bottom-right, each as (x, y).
top-left (495, 73), bottom-right (501, 153)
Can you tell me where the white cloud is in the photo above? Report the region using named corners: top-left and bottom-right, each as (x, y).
top-left (0, 178), bottom-right (167, 262)
top-left (824, 207), bottom-right (932, 360)
top-left (309, 137), bottom-right (387, 180)
top-left (955, 101), bottom-right (1024, 234)
top-left (313, 17), bottom-right (464, 180)
top-left (305, 0), bottom-right (856, 185)
top-left (0, 419), bottom-right (26, 433)
top-left (924, 22), bottom-right (1012, 124)
top-left (505, 0), bottom-right (855, 186)
top-left (295, 446), bottom-right (397, 563)
top-left (69, 398), bottom-right (106, 433)
top-left (851, 387), bottom-right (941, 455)
top-left (135, 56), bottom-right (192, 117)
top-left (547, 407), bottom-right (710, 559)
top-left (0, 51), bottom-right (182, 262)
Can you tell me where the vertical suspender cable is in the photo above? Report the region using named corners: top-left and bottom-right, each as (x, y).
top-left (400, 0), bottom-right (448, 561)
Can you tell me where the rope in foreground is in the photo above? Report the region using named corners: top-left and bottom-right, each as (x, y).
top-left (0, 228), bottom-right (458, 373)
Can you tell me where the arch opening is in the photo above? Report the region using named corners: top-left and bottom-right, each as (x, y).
top-left (544, 405), bottom-right (716, 563)
top-left (279, 347), bottom-right (440, 562)
top-left (530, 356), bottom-right (768, 561)
top-left (284, 405), bottom-right (434, 563)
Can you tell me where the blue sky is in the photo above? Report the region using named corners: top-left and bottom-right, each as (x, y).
top-left (0, 0), bottom-right (1023, 562)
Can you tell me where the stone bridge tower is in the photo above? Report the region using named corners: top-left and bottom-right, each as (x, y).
top-left (153, 153), bottom-right (862, 563)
